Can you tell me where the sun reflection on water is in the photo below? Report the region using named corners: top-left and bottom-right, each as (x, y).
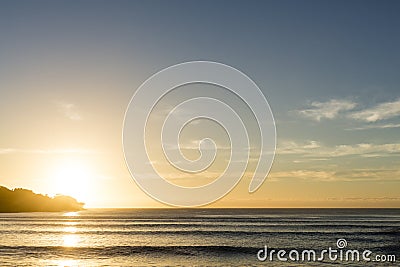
top-left (62, 234), bottom-right (79, 247)
top-left (63, 211), bottom-right (80, 217)
top-left (63, 226), bottom-right (77, 233)
top-left (52, 259), bottom-right (80, 267)
top-left (61, 211), bottom-right (81, 247)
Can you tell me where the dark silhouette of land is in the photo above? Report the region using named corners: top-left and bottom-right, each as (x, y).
top-left (0, 185), bottom-right (84, 212)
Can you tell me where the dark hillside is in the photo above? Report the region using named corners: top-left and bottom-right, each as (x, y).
top-left (0, 186), bottom-right (84, 212)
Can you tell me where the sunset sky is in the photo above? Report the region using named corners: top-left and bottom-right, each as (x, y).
top-left (0, 0), bottom-right (399, 207)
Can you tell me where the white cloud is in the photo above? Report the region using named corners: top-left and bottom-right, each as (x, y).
top-left (269, 169), bottom-right (400, 182)
top-left (278, 140), bottom-right (400, 158)
top-left (0, 148), bottom-right (15, 154)
top-left (346, 123), bottom-right (400, 130)
top-left (331, 143), bottom-right (400, 157)
top-left (278, 140), bottom-right (321, 155)
top-left (269, 170), bottom-right (336, 181)
top-left (297, 99), bottom-right (357, 121)
top-left (349, 99), bottom-right (400, 122)
top-left (56, 102), bottom-right (82, 121)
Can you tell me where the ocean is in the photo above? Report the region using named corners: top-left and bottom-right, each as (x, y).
top-left (0, 208), bottom-right (398, 266)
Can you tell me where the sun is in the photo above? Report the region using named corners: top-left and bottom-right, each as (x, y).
top-left (50, 158), bottom-right (94, 201)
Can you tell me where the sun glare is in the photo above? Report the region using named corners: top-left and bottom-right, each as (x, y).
top-left (50, 159), bottom-right (94, 202)
top-left (63, 234), bottom-right (79, 247)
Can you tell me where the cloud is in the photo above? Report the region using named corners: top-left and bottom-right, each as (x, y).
top-left (278, 140), bottom-right (400, 158)
top-left (0, 148), bottom-right (94, 155)
top-left (0, 148), bottom-right (15, 154)
top-left (278, 140), bottom-right (321, 155)
top-left (269, 170), bottom-right (336, 181)
top-left (337, 168), bottom-right (400, 181)
top-left (297, 99), bottom-right (357, 121)
top-left (330, 143), bottom-right (400, 157)
top-left (269, 169), bottom-right (400, 182)
top-left (346, 123), bottom-right (400, 130)
top-left (56, 102), bottom-right (82, 121)
top-left (349, 98), bottom-right (400, 122)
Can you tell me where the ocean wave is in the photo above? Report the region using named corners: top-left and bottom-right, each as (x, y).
top-left (0, 245), bottom-right (257, 257)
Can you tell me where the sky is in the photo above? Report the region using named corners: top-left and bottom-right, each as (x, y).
top-left (0, 0), bottom-right (399, 207)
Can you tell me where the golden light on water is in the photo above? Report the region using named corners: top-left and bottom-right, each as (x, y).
top-left (62, 217), bottom-right (79, 247)
top-left (64, 221), bottom-right (78, 226)
top-left (63, 212), bottom-right (79, 217)
top-left (53, 259), bottom-right (80, 267)
top-left (62, 234), bottom-right (79, 247)
top-left (63, 227), bottom-right (77, 233)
